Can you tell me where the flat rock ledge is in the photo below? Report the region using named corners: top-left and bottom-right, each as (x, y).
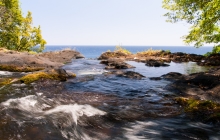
top-left (98, 51), bottom-right (220, 66)
top-left (0, 49), bottom-right (84, 72)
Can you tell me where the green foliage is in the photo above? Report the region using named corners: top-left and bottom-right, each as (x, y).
top-left (0, 0), bottom-right (46, 52)
top-left (204, 45), bottom-right (220, 56)
top-left (163, 0), bottom-right (220, 48)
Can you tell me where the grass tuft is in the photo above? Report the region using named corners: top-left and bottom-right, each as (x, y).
top-left (114, 45), bottom-right (131, 55)
top-left (136, 48), bottom-right (162, 56)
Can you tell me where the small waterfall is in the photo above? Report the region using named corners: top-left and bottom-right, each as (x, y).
top-left (1, 93), bottom-right (106, 139)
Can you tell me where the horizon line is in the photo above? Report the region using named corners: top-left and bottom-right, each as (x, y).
top-left (44, 45), bottom-right (213, 47)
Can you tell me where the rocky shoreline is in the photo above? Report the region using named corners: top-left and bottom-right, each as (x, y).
top-left (98, 50), bottom-right (220, 103)
top-left (98, 50), bottom-right (220, 123)
top-left (0, 49), bottom-right (84, 85)
top-left (0, 48), bottom-right (220, 124)
top-left (98, 50), bottom-right (220, 66)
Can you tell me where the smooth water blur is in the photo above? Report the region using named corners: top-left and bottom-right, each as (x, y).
top-left (0, 46), bottom-right (219, 139)
top-left (44, 45), bottom-right (213, 58)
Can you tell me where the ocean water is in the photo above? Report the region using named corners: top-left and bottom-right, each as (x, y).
top-left (44, 45), bottom-right (213, 58)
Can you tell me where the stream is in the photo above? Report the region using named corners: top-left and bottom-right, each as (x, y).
top-left (0, 59), bottom-right (219, 140)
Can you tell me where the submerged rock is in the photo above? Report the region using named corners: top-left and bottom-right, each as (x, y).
top-left (108, 70), bottom-right (145, 79)
top-left (149, 77), bottom-right (162, 80)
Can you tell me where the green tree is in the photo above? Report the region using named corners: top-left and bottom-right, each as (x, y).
top-left (163, 0), bottom-right (220, 53)
top-left (0, 0), bottom-right (46, 52)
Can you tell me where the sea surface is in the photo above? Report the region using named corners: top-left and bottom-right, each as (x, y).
top-left (44, 45), bottom-right (213, 58)
top-left (0, 45), bottom-right (219, 139)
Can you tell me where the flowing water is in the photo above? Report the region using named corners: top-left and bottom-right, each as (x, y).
top-left (0, 58), bottom-right (219, 140)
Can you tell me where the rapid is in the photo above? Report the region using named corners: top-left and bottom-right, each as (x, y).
top-left (0, 58), bottom-right (219, 139)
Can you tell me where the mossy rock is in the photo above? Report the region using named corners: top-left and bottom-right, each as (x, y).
top-left (0, 65), bottom-right (44, 72)
top-left (175, 97), bottom-right (220, 122)
top-left (20, 69), bottom-right (76, 84)
top-left (0, 78), bottom-right (15, 86)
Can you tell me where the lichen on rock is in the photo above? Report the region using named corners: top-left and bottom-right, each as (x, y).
top-left (20, 69), bottom-right (76, 84)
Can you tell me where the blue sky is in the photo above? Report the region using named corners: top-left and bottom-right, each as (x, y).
top-left (20, 0), bottom-right (190, 46)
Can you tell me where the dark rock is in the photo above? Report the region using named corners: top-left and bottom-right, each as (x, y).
top-left (109, 71), bottom-right (145, 79)
top-left (100, 59), bottom-right (135, 69)
top-left (185, 73), bottom-right (219, 90)
top-left (171, 52), bottom-right (188, 63)
top-left (149, 77), bottom-right (162, 80)
top-left (146, 60), bottom-right (170, 67)
top-left (188, 54), bottom-right (205, 62)
top-left (198, 54), bottom-right (220, 66)
top-left (162, 72), bottom-right (183, 81)
top-left (164, 69), bottom-right (220, 102)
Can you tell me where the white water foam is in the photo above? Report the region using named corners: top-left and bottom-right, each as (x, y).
top-left (45, 104), bottom-right (106, 125)
top-left (0, 71), bottom-right (12, 75)
top-left (1, 94), bottom-right (106, 125)
top-left (78, 69), bottom-right (108, 75)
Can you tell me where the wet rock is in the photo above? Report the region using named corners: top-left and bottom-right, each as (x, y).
top-left (185, 73), bottom-right (219, 90)
top-left (149, 77), bottom-right (162, 80)
top-left (108, 71), bottom-right (145, 79)
top-left (100, 59), bottom-right (135, 69)
top-left (165, 69), bottom-right (220, 102)
top-left (145, 60), bottom-right (170, 67)
top-left (20, 68), bottom-right (76, 84)
top-left (162, 72), bottom-right (183, 81)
